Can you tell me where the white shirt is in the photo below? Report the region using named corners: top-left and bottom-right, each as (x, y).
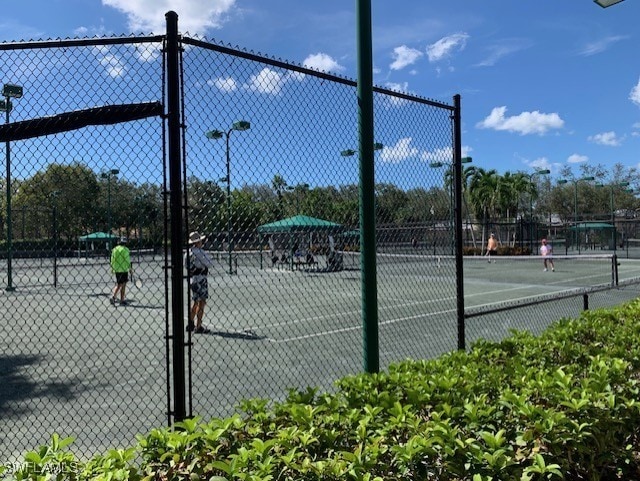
top-left (540, 244), bottom-right (552, 257)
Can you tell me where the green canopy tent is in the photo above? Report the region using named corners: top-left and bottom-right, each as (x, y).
top-left (339, 229), bottom-right (361, 245)
top-left (257, 215), bottom-right (344, 269)
top-left (78, 232), bottom-right (119, 256)
top-left (569, 222), bottom-right (615, 251)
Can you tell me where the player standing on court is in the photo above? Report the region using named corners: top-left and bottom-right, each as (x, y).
top-left (110, 237), bottom-right (132, 305)
top-left (486, 233), bottom-right (497, 263)
top-left (186, 231), bottom-right (215, 334)
top-left (540, 237), bottom-right (555, 272)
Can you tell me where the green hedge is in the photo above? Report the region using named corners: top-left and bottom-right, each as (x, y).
top-left (6, 300), bottom-right (640, 480)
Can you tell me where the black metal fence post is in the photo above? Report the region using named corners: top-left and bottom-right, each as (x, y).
top-left (165, 10), bottom-right (186, 424)
top-left (453, 94), bottom-right (465, 351)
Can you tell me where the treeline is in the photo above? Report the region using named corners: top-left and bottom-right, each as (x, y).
top-left (1, 161), bottom-right (638, 243)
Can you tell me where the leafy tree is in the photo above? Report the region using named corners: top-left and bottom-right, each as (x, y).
top-left (376, 183), bottom-right (409, 225)
top-left (186, 177), bottom-right (225, 235)
top-left (13, 162), bottom-right (100, 240)
top-left (468, 167), bottom-right (499, 249)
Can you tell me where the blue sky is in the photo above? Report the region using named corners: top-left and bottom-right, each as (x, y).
top-left (1, 0), bottom-right (639, 181)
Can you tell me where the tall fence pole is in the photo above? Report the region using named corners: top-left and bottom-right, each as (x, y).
top-left (165, 10), bottom-right (186, 423)
top-left (356, 0), bottom-right (379, 373)
top-left (453, 94), bottom-right (465, 351)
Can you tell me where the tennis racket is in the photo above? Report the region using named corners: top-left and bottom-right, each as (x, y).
top-left (131, 272), bottom-right (143, 288)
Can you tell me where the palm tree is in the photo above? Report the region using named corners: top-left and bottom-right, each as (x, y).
top-left (498, 172), bottom-right (530, 247)
top-left (469, 168), bottom-right (499, 253)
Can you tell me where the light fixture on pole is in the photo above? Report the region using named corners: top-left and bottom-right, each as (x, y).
top-left (2, 82), bottom-right (23, 291)
top-left (594, 0), bottom-right (625, 7)
top-left (101, 169), bottom-right (120, 249)
top-left (528, 169), bottom-right (550, 254)
top-left (340, 142), bottom-right (384, 158)
top-left (205, 120), bottom-right (251, 275)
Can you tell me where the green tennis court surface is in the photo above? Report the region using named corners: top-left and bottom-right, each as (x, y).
top-left (2, 251), bottom-right (640, 461)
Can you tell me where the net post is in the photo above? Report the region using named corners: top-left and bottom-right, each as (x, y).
top-left (583, 293), bottom-right (589, 311)
top-left (612, 253), bottom-right (619, 286)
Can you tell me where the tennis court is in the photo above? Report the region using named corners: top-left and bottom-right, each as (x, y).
top-left (2, 250), bottom-right (640, 461)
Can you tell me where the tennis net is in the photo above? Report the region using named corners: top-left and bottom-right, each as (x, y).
top-left (339, 251), bottom-right (636, 288)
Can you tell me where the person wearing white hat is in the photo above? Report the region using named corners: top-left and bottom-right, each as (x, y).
top-left (186, 231), bottom-right (215, 333)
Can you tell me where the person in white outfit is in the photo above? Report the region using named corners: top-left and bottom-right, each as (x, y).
top-left (540, 238), bottom-right (555, 272)
top-left (186, 231), bottom-right (215, 333)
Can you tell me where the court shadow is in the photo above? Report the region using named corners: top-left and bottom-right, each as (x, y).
top-left (122, 302), bottom-right (164, 310)
top-left (208, 329), bottom-right (267, 341)
top-left (0, 354), bottom-right (80, 419)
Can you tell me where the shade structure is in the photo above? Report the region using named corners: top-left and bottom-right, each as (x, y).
top-left (257, 215), bottom-right (343, 233)
top-left (569, 222), bottom-right (614, 231)
top-left (78, 232), bottom-right (120, 241)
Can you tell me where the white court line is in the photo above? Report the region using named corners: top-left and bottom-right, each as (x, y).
top-left (266, 270), bottom-right (620, 343)
top-left (272, 307), bottom-right (456, 344)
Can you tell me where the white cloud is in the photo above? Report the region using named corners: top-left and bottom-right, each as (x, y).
top-left (528, 157), bottom-right (552, 172)
top-left (92, 45), bottom-right (126, 78)
top-left (302, 53), bottom-right (345, 74)
top-left (385, 82), bottom-right (410, 94)
top-left (208, 76), bottom-right (237, 92)
top-left (476, 106), bottom-right (564, 135)
top-left (102, 0), bottom-right (236, 34)
top-left (135, 44), bottom-right (161, 62)
top-left (580, 35), bottom-right (628, 56)
top-left (630, 78), bottom-right (640, 107)
top-left (632, 122), bottom-right (640, 137)
top-left (245, 67), bottom-right (287, 94)
top-left (379, 137), bottom-right (418, 164)
top-left (390, 45), bottom-right (423, 70)
top-left (567, 154), bottom-right (588, 164)
top-left (588, 131), bottom-right (622, 146)
top-left (475, 42), bottom-right (527, 67)
top-left (420, 146), bottom-right (454, 163)
top-left (426, 33), bottom-right (469, 62)
top-left (382, 82), bottom-right (412, 107)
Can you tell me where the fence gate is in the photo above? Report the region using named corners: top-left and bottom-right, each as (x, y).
top-left (0, 35), bottom-right (172, 461)
top-left (1, 12), bottom-right (460, 462)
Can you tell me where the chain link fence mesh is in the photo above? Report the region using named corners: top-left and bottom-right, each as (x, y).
top-left (180, 36), bottom-right (456, 418)
top-left (1, 24), bottom-right (639, 464)
top-left (0, 36), bottom-right (168, 461)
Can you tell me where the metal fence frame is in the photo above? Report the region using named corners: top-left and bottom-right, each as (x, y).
top-left (1, 10), bottom-right (638, 463)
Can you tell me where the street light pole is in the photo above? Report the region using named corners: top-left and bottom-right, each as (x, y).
top-left (206, 120), bottom-right (251, 275)
top-left (50, 191), bottom-right (60, 288)
top-left (558, 176), bottom-right (595, 253)
top-left (429, 157), bottom-right (472, 255)
top-left (528, 169), bottom-right (550, 254)
top-left (101, 169), bottom-right (119, 249)
top-left (2, 83), bottom-right (23, 291)
top-left (597, 181), bottom-right (629, 252)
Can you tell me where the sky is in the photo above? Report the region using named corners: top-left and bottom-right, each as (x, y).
top-left (1, 0), bottom-right (639, 181)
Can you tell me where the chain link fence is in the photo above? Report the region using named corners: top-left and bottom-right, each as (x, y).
top-left (2, 13), bottom-right (639, 464)
top-left (0, 24), bottom-right (457, 460)
top-left (179, 35), bottom-right (457, 418)
top-left (0, 35), bottom-right (168, 461)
